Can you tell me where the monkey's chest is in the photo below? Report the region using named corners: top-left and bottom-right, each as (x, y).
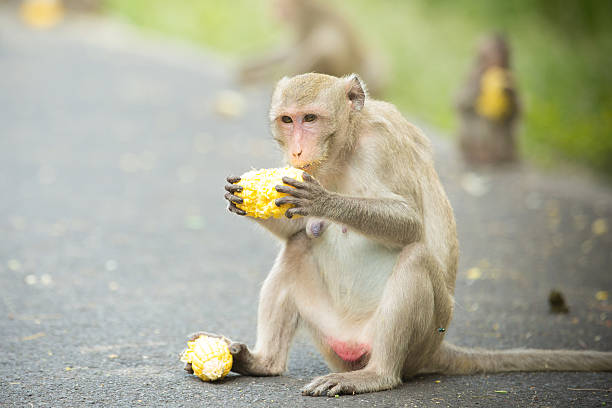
top-left (309, 222), bottom-right (399, 315)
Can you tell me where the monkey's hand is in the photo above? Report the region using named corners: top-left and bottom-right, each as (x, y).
top-left (183, 331), bottom-right (258, 376)
top-left (224, 175), bottom-right (246, 216)
top-left (275, 172), bottom-right (330, 219)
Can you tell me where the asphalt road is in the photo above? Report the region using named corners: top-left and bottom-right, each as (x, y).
top-left (1, 7), bottom-right (611, 408)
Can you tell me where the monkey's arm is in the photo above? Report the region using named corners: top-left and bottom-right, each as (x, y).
top-left (276, 174), bottom-right (422, 248)
top-left (189, 237), bottom-right (304, 377)
top-left (238, 48), bottom-right (293, 83)
top-left (455, 78), bottom-right (480, 114)
top-left (503, 83), bottom-right (521, 122)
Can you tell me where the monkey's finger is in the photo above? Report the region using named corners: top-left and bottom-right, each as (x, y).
top-left (302, 172), bottom-right (320, 186)
top-left (318, 381), bottom-right (338, 397)
top-left (285, 207), bottom-right (309, 219)
top-left (184, 362), bottom-right (194, 374)
top-left (225, 183), bottom-right (243, 194)
top-left (228, 203), bottom-right (246, 216)
top-left (326, 385), bottom-right (341, 397)
top-left (226, 175), bottom-right (241, 184)
top-left (302, 375), bottom-right (332, 396)
top-left (187, 331), bottom-right (226, 342)
top-left (314, 378), bottom-right (341, 397)
top-left (187, 331), bottom-right (208, 341)
top-left (327, 382), bottom-right (356, 397)
top-left (282, 176), bottom-right (308, 189)
top-left (275, 196), bottom-right (306, 207)
top-left (275, 184), bottom-right (309, 198)
top-left (228, 342), bottom-right (246, 355)
top-left (224, 192), bottom-right (244, 204)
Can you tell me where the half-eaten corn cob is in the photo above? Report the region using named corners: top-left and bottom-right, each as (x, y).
top-left (180, 335), bottom-right (233, 382)
top-left (235, 167), bottom-right (304, 219)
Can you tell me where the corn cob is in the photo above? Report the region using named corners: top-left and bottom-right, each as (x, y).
top-left (476, 67), bottom-right (512, 120)
top-left (180, 335), bottom-right (233, 382)
top-left (235, 167), bottom-right (304, 219)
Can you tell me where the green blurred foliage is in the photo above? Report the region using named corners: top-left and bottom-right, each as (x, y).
top-left (105, 0), bottom-right (612, 174)
top-left (104, 0), bottom-right (281, 52)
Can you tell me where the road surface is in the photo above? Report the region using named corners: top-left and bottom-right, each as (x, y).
top-left (1, 6), bottom-right (610, 407)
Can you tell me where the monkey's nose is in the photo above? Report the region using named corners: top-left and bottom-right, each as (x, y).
top-left (293, 150), bottom-right (302, 158)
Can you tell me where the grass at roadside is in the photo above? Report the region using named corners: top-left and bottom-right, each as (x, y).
top-left (104, 0), bottom-right (612, 174)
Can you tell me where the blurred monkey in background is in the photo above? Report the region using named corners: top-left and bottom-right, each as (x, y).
top-left (456, 34), bottom-right (520, 164)
top-left (238, 0), bottom-right (386, 97)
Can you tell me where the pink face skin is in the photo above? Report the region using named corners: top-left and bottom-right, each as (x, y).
top-left (275, 106), bottom-right (329, 171)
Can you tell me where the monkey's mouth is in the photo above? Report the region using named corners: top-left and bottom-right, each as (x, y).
top-left (298, 163), bottom-right (313, 171)
top-left (295, 159), bottom-right (323, 172)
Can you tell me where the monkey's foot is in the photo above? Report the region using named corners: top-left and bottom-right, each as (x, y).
top-left (301, 370), bottom-right (400, 397)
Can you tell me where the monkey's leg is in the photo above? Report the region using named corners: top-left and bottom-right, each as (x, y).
top-left (238, 48), bottom-right (292, 83)
top-left (302, 244), bottom-right (452, 396)
top-left (229, 239), bottom-right (306, 376)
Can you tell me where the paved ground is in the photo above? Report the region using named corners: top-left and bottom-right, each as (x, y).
top-left (1, 7), bottom-right (611, 407)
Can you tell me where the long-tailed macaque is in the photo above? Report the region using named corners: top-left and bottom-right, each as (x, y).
top-left (188, 73), bottom-right (611, 396)
top-left (456, 34), bottom-right (520, 164)
top-left (238, 0), bottom-right (386, 97)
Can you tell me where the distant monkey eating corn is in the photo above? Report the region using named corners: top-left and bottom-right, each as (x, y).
top-left (456, 34), bottom-right (520, 164)
top-left (238, 0), bottom-right (386, 97)
top-left (203, 73), bottom-right (611, 396)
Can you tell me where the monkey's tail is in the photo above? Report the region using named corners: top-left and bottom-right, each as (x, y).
top-left (427, 341), bottom-right (612, 375)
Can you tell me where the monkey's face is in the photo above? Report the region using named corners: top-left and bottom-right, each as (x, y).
top-left (270, 73), bottom-right (365, 172)
top-left (477, 35), bottom-right (510, 69)
top-left (272, 107), bottom-right (337, 172)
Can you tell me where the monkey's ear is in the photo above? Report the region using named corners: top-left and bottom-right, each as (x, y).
top-left (276, 76), bottom-right (290, 89)
top-left (346, 74), bottom-right (366, 112)
top-left (270, 76), bottom-right (291, 120)
top-left (273, 76), bottom-right (291, 97)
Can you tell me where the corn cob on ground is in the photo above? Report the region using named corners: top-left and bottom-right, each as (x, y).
top-left (235, 167), bottom-right (304, 219)
top-left (180, 335), bottom-right (233, 382)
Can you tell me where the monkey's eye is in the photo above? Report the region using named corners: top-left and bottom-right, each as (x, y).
top-left (281, 116), bottom-right (293, 123)
top-left (304, 114), bottom-right (317, 122)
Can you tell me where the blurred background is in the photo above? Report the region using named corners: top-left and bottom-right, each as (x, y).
top-left (1, 1), bottom-right (611, 406)
top-left (100, 0), bottom-right (612, 173)
top-left (12, 0), bottom-right (612, 173)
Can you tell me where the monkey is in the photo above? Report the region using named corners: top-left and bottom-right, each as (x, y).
top-left (188, 73), bottom-right (612, 397)
top-left (456, 34), bottom-right (520, 164)
top-left (238, 0), bottom-right (386, 97)
top-left (63, 0), bottom-right (101, 12)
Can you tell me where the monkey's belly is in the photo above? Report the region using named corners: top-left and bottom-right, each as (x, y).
top-left (310, 223), bottom-right (400, 315)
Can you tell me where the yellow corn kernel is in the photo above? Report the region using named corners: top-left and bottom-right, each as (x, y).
top-left (476, 67), bottom-right (512, 121)
top-left (235, 167), bottom-right (304, 219)
top-left (180, 335), bottom-right (233, 382)
top-left (20, 0), bottom-right (64, 29)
